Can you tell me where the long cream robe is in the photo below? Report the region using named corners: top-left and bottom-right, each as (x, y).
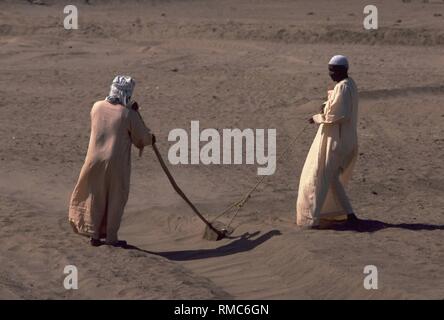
top-left (69, 100), bottom-right (152, 243)
top-left (296, 77), bottom-right (359, 227)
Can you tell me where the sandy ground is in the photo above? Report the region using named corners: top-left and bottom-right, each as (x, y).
top-left (0, 0), bottom-right (443, 299)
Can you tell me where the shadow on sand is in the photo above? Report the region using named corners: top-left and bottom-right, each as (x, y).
top-left (119, 219), bottom-right (443, 259)
top-left (123, 230), bottom-right (282, 261)
top-left (324, 218), bottom-right (444, 233)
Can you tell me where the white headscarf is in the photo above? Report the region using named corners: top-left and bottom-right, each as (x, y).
top-left (328, 55), bottom-right (349, 69)
top-left (105, 75), bottom-right (135, 107)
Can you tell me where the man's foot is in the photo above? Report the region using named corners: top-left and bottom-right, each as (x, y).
top-left (297, 225), bottom-right (321, 230)
top-left (90, 238), bottom-right (103, 247)
top-left (347, 213), bottom-right (359, 224)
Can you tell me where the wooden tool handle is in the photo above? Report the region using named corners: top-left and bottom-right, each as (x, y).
top-left (152, 144), bottom-right (219, 232)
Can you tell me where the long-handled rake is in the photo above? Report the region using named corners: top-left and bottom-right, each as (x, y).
top-left (152, 144), bottom-right (228, 241)
top-left (135, 102), bottom-right (309, 241)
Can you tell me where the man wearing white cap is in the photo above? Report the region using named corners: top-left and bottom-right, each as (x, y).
top-left (69, 76), bottom-right (156, 246)
top-left (296, 55), bottom-right (359, 228)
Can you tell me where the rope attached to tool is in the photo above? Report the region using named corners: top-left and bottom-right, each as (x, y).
top-left (136, 98), bottom-right (310, 235)
top-left (213, 123), bottom-right (310, 231)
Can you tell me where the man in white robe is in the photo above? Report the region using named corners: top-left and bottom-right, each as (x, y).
top-left (296, 55), bottom-right (359, 228)
top-left (69, 76), bottom-right (155, 246)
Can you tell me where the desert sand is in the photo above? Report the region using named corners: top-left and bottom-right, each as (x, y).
top-left (0, 0), bottom-right (443, 299)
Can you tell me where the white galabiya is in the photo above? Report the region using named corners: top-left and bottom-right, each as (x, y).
top-left (68, 76), bottom-right (153, 245)
top-left (296, 56), bottom-right (359, 228)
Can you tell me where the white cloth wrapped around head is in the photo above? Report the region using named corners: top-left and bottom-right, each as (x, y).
top-left (106, 75), bottom-right (135, 107)
top-left (328, 55), bottom-right (349, 69)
